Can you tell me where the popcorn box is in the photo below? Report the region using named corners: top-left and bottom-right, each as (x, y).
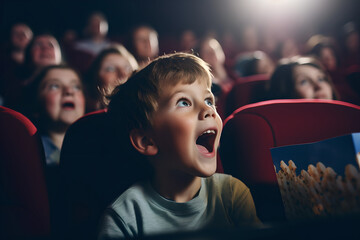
top-left (270, 132), bottom-right (360, 220)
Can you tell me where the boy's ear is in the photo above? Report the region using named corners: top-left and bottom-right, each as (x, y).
top-left (129, 129), bottom-right (158, 156)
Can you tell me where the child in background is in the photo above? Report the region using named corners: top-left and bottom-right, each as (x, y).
top-left (23, 65), bottom-right (85, 165)
top-left (267, 56), bottom-right (338, 100)
top-left (85, 44), bottom-right (138, 112)
top-left (98, 52), bottom-right (260, 239)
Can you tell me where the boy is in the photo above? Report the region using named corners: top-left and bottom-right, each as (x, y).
top-left (98, 53), bottom-right (260, 239)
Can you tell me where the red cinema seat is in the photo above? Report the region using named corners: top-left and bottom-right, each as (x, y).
top-left (0, 106), bottom-right (50, 238)
top-left (219, 99), bottom-right (360, 222)
top-left (224, 74), bottom-right (269, 118)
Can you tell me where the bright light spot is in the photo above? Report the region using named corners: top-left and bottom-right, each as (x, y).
top-left (239, 0), bottom-right (325, 20)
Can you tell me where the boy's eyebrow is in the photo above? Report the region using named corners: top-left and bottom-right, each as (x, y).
top-left (167, 87), bottom-right (213, 95)
top-left (166, 89), bottom-right (215, 101)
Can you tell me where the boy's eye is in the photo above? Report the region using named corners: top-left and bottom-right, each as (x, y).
top-left (205, 98), bottom-right (214, 107)
top-left (176, 98), bottom-right (191, 107)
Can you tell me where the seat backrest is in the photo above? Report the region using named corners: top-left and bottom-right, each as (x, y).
top-left (219, 99), bottom-right (360, 222)
top-left (58, 110), bottom-right (149, 239)
top-left (224, 74), bottom-right (269, 118)
top-left (0, 106), bottom-right (50, 238)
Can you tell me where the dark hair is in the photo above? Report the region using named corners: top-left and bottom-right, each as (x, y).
top-left (234, 51), bottom-right (267, 77)
top-left (306, 35), bottom-right (340, 68)
top-left (267, 56), bottom-right (338, 100)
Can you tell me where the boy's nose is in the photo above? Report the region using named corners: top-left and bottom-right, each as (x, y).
top-left (199, 104), bottom-right (216, 120)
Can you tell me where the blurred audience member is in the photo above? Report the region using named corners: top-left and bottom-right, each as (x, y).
top-left (74, 12), bottom-right (112, 56)
top-left (260, 25), bottom-right (279, 61)
top-left (234, 51), bottom-right (275, 78)
top-left (22, 65), bottom-right (86, 166)
top-left (305, 35), bottom-right (355, 104)
top-left (220, 29), bottom-right (239, 59)
top-left (130, 25), bottom-right (159, 68)
top-left (0, 23), bottom-right (33, 100)
top-left (4, 33), bottom-right (62, 109)
top-left (179, 29), bottom-right (198, 53)
top-left (20, 65), bottom-right (85, 166)
top-left (341, 21), bottom-right (360, 68)
top-left (197, 37), bottom-right (233, 119)
top-left (239, 24), bottom-right (259, 53)
top-left (21, 65), bottom-right (86, 225)
top-left (85, 44), bottom-right (138, 112)
top-left (267, 56), bottom-right (338, 100)
top-left (307, 35), bottom-right (340, 73)
top-left (8, 23), bottom-right (33, 64)
top-left (274, 37), bottom-right (300, 60)
top-left (198, 37), bottom-right (233, 90)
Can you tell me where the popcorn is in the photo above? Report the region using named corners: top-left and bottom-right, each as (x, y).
top-left (275, 160), bottom-right (360, 220)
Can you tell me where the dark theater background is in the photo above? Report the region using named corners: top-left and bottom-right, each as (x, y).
top-left (1, 0), bottom-right (360, 47)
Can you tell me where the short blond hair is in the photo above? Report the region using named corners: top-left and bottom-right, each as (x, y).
top-left (108, 52), bottom-right (212, 131)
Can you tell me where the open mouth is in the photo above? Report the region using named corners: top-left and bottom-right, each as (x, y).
top-left (196, 129), bottom-right (216, 154)
top-left (62, 101), bottom-right (75, 109)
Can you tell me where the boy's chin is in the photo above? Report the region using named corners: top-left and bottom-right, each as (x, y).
top-left (197, 163), bottom-right (217, 178)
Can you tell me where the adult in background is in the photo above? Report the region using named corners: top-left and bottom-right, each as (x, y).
top-left (129, 25), bottom-right (159, 69)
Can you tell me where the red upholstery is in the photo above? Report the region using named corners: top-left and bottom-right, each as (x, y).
top-left (224, 74), bottom-right (269, 118)
top-left (0, 106), bottom-right (50, 238)
top-left (220, 99), bottom-right (360, 222)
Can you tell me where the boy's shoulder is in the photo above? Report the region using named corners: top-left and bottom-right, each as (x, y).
top-left (206, 173), bottom-right (247, 189)
top-left (205, 173), bottom-right (251, 200)
top-left (108, 181), bottom-right (150, 213)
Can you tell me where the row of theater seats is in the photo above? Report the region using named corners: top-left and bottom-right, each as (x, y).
top-left (222, 69), bottom-right (360, 119)
top-left (1, 99), bottom-right (360, 239)
top-left (223, 74), bottom-right (270, 118)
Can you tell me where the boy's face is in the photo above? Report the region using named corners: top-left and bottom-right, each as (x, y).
top-left (39, 69), bottom-right (85, 126)
top-left (149, 79), bottom-right (223, 177)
